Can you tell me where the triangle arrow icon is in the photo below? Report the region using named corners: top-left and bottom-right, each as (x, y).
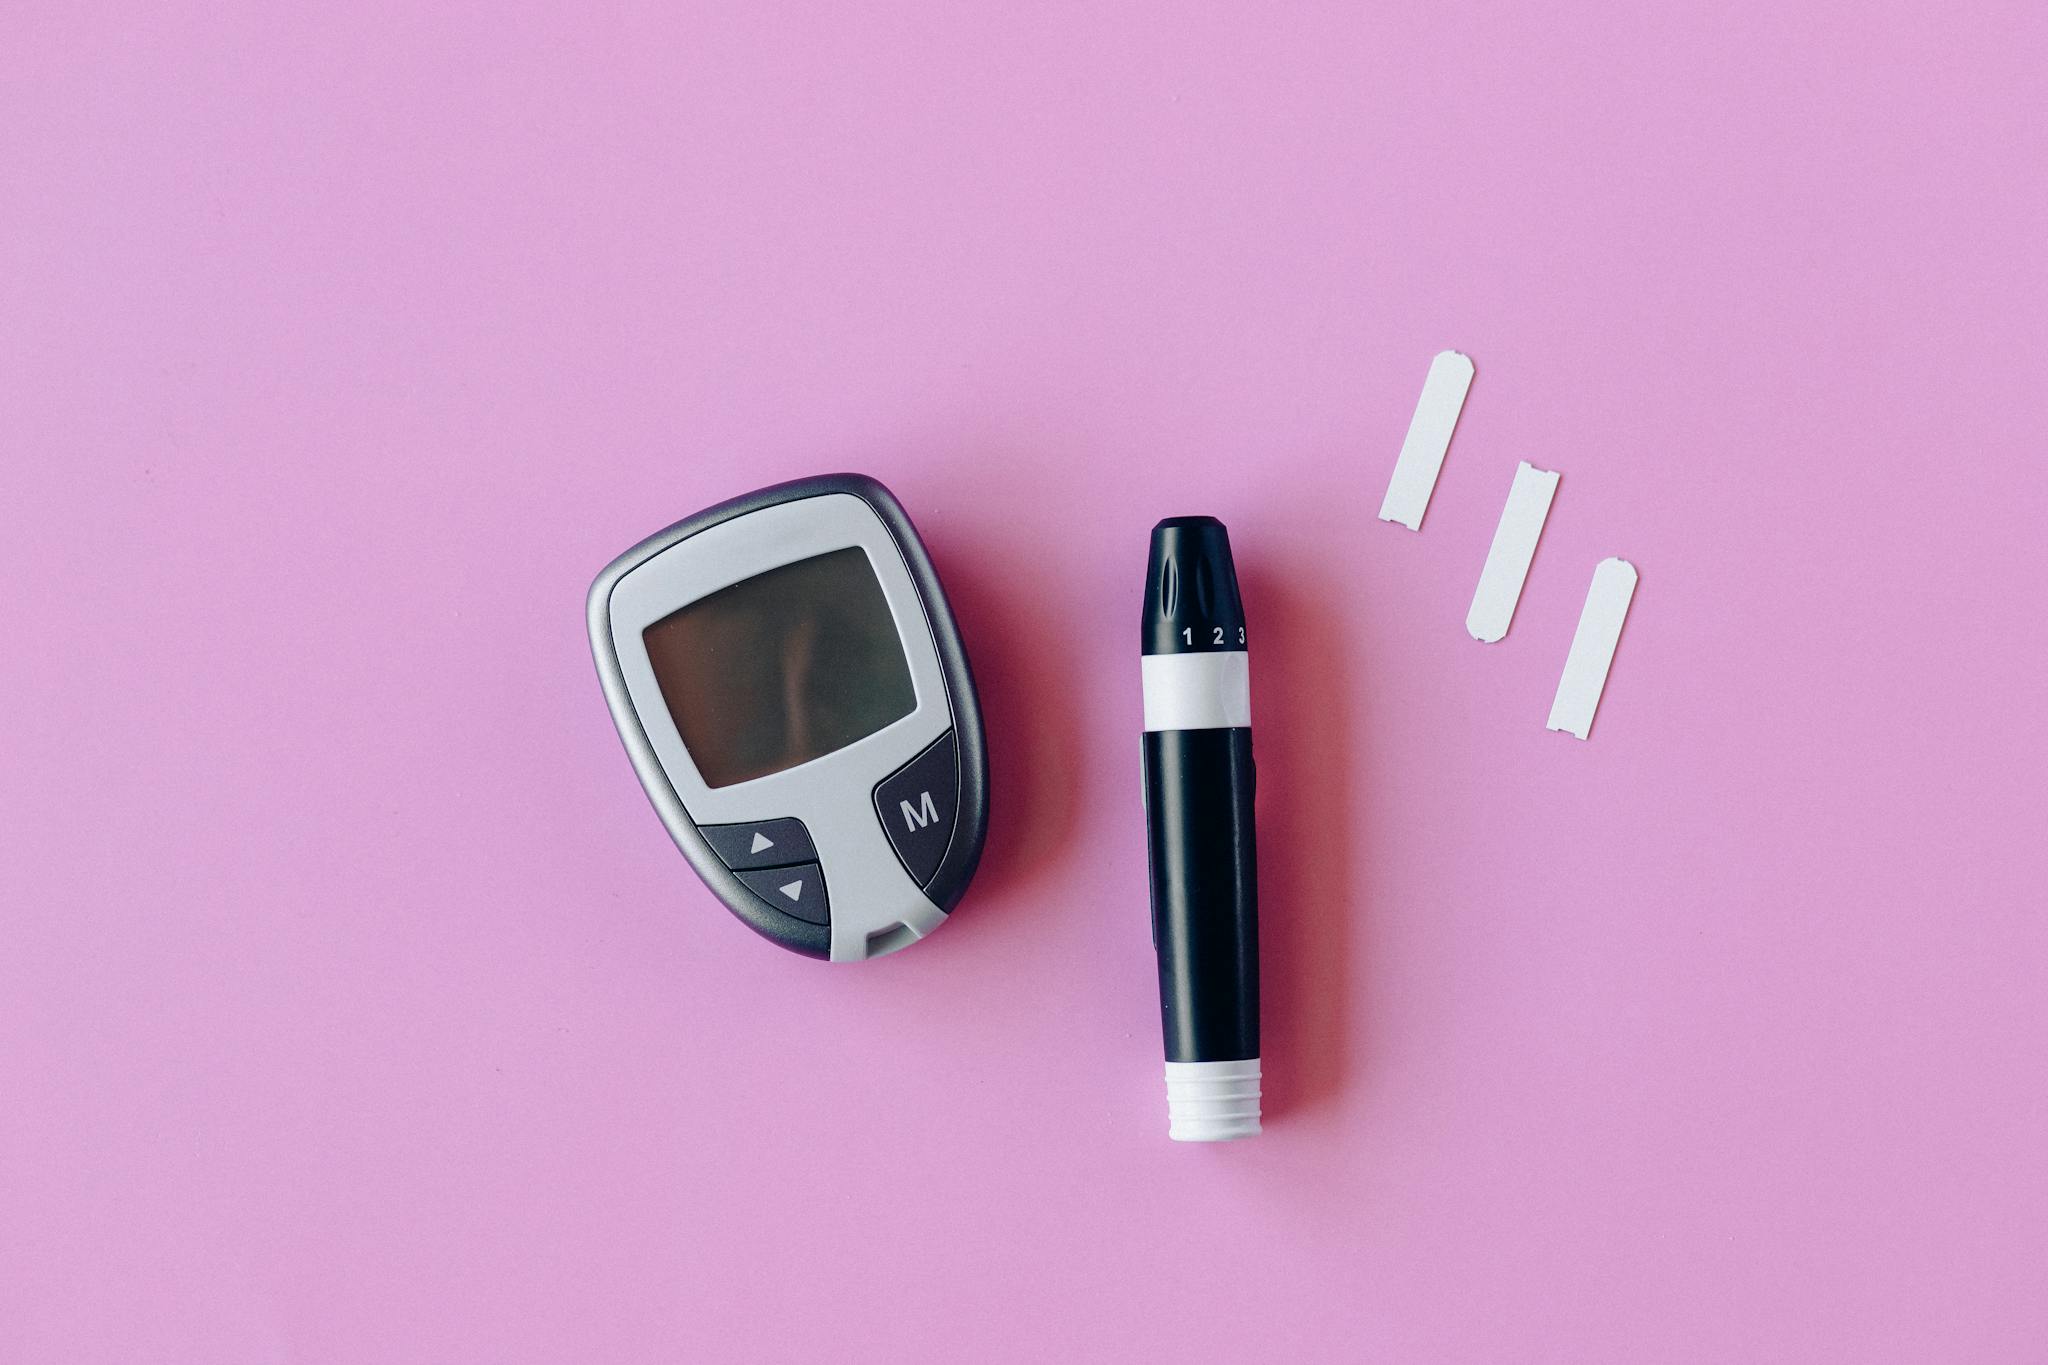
top-left (750, 832), bottom-right (774, 854)
top-left (777, 879), bottom-right (803, 902)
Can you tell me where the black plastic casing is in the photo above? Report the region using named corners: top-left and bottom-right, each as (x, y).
top-left (1142, 517), bottom-right (1259, 1063)
top-left (587, 474), bottom-right (989, 959)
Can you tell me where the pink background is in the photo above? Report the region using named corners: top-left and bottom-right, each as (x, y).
top-left (5, 3), bottom-right (2045, 1361)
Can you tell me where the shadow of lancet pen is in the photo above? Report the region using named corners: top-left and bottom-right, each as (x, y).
top-left (912, 523), bottom-right (1084, 913)
top-left (1242, 561), bottom-right (1359, 1123)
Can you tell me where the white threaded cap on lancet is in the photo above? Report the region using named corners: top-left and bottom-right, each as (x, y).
top-left (1165, 1059), bottom-right (1261, 1141)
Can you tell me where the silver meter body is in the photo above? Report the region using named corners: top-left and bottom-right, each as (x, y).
top-left (587, 475), bottom-right (989, 961)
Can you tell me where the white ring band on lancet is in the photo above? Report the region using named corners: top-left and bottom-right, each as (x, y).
top-left (1142, 651), bottom-right (1250, 732)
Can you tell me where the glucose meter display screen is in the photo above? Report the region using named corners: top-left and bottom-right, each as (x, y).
top-left (643, 547), bottom-right (917, 789)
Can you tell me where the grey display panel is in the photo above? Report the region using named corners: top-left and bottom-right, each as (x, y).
top-left (641, 546), bottom-right (916, 789)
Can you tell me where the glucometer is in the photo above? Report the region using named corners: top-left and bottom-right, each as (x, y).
top-left (587, 474), bottom-right (988, 961)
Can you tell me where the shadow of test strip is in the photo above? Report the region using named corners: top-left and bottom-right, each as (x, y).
top-left (1467, 462), bottom-right (1560, 642)
top-left (1378, 350), bottom-right (1474, 531)
top-left (1547, 558), bottom-right (1637, 740)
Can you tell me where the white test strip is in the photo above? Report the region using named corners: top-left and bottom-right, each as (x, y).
top-left (1547, 558), bottom-right (1637, 740)
top-left (1378, 350), bottom-right (1475, 530)
top-left (1466, 462), bottom-right (1560, 643)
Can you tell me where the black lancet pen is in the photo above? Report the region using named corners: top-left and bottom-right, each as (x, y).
top-left (1140, 516), bottom-right (1260, 1141)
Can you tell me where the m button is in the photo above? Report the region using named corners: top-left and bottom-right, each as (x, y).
top-left (873, 731), bottom-right (958, 888)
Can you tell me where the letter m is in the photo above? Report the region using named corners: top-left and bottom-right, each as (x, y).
top-left (899, 791), bottom-right (939, 831)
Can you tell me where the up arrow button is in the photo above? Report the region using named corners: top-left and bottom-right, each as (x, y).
top-left (697, 818), bottom-right (816, 871)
